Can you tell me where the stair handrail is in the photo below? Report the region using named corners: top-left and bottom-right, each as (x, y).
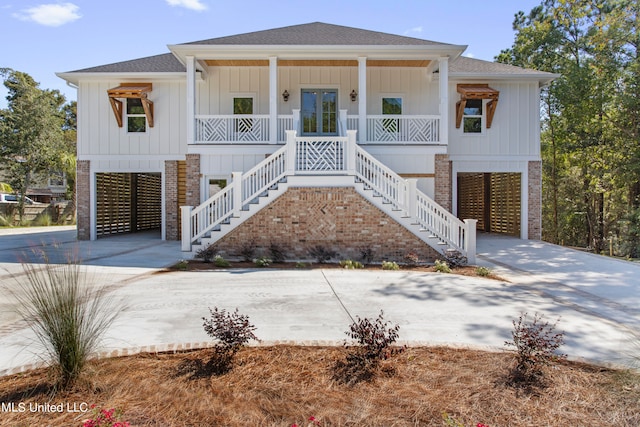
top-left (354, 145), bottom-right (471, 256)
top-left (188, 184), bottom-right (235, 244)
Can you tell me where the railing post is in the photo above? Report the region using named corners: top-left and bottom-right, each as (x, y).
top-left (339, 109), bottom-right (348, 136)
top-left (346, 130), bottom-right (357, 174)
top-left (406, 178), bottom-right (418, 217)
top-left (232, 172), bottom-right (243, 216)
top-left (181, 206), bottom-right (193, 251)
top-left (464, 219), bottom-right (477, 265)
top-left (285, 130), bottom-right (297, 174)
top-left (292, 109), bottom-right (300, 134)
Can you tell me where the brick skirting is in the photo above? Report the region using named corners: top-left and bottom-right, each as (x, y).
top-left (214, 187), bottom-right (439, 263)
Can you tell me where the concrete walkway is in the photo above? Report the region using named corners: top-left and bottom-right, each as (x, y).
top-left (0, 228), bottom-right (638, 376)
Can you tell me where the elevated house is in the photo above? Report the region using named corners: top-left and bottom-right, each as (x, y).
top-left (57, 22), bottom-right (555, 264)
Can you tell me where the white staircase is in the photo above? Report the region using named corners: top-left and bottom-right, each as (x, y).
top-left (182, 130), bottom-right (476, 264)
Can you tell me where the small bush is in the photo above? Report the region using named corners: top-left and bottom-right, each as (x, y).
top-left (359, 247), bottom-right (375, 264)
top-left (31, 213), bottom-right (53, 227)
top-left (213, 255), bottom-right (230, 268)
top-left (505, 312), bottom-right (566, 387)
top-left (175, 259), bottom-right (189, 271)
top-left (434, 259), bottom-right (451, 273)
top-left (201, 307), bottom-right (259, 375)
top-left (381, 261), bottom-right (399, 271)
top-left (6, 248), bottom-right (121, 388)
top-left (195, 244), bottom-right (217, 263)
top-left (268, 242), bottom-right (287, 263)
top-left (476, 266), bottom-right (491, 277)
top-left (295, 262), bottom-right (307, 269)
top-left (308, 245), bottom-right (337, 263)
top-left (339, 260), bottom-right (364, 269)
top-left (253, 256), bottom-right (272, 267)
top-left (238, 240), bottom-right (257, 262)
top-left (403, 252), bottom-right (420, 267)
top-left (442, 249), bottom-right (468, 267)
top-left (335, 310), bottom-right (403, 384)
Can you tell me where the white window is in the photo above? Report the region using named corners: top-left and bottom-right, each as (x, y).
top-left (127, 98), bottom-right (146, 133)
top-left (382, 97), bottom-right (402, 133)
top-left (462, 99), bottom-right (483, 134)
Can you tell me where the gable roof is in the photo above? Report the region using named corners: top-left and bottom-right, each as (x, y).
top-left (68, 53), bottom-right (185, 74)
top-left (182, 22), bottom-right (450, 46)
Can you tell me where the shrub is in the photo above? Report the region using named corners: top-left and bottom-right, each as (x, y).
top-left (308, 245), bottom-right (337, 263)
top-left (442, 249), bottom-right (468, 267)
top-left (239, 240), bottom-right (257, 262)
top-left (175, 259), bottom-right (189, 271)
top-left (31, 212), bottom-right (53, 227)
top-left (359, 247), bottom-right (375, 264)
top-left (213, 255), bottom-right (230, 268)
top-left (335, 310), bottom-right (403, 384)
top-left (83, 406), bottom-right (130, 427)
top-left (6, 248), bottom-right (121, 388)
top-left (505, 312), bottom-right (566, 386)
top-left (434, 259), bottom-right (451, 273)
top-left (339, 259), bottom-right (364, 269)
top-left (268, 242), bottom-right (287, 263)
top-left (403, 252), bottom-right (420, 267)
top-left (295, 262), bottom-right (307, 269)
top-left (195, 244), bottom-right (217, 263)
top-left (253, 256), bottom-right (272, 267)
top-left (476, 266), bottom-right (491, 277)
top-left (201, 307), bottom-right (259, 374)
top-left (381, 261), bottom-right (399, 271)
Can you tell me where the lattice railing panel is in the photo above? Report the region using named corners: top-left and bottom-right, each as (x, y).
top-left (295, 138), bottom-right (347, 172)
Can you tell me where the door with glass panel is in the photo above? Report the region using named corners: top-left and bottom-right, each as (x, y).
top-left (301, 89), bottom-right (338, 136)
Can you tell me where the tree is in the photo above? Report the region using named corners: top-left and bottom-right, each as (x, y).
top-left (498, 0), bottom-right (640, 255)
top-left (0, 69), bottom-right (71, 220)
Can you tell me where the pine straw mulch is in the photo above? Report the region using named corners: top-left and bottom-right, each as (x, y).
top-left (0, 346), bottom-right (638, 426)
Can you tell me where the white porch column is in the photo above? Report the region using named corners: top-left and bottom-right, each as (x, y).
top-left (358, 57), bottom-right (367, 144)
top-left (438, 57), bottom-right (449, 145)
top-left (269, 56), bottom-right (278, 144)
top-left (464, 219), bottom-right (477, 265)
top-left (181, 206), bottom-right (193, 251)
top-left (186, 55), bottom-right (196, 145)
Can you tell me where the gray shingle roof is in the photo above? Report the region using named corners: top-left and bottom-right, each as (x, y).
top-left (183, 22), bottom-right (450, 46)
top-left (67, 53), bottom-right (185, 73)
top-left (450, 56), bottom-right (553, 77)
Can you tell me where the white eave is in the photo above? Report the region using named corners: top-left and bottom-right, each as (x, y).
top-left (450, 72), bottom-right (560, 86)
top-left (56, 71), bottom-right (195, 86)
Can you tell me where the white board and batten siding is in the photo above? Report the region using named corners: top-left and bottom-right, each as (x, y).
top-left (77, 80), bottom-right (187, 173)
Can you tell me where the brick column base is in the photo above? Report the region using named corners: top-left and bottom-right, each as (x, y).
top-left (528, 160), bottom-right (542, 240)
top-left (76, 160), bottom-right (90, 240)
top-left (434, 154), bottom-right (452, 211)
top-left (185, 154), bottom-right (200, 208)
top-left (165, 161), bottom-right (179, 240)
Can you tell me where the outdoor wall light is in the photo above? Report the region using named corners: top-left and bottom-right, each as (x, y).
top-left (350, 90), bottom-right (358, 102)
top-left (282, 90), bottom-right (290, 102)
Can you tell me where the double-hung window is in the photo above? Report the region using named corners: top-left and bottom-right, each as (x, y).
top-left (462, 99), bottom-right (483, 134)
top-left (127, 98), bottom-right (147, 133)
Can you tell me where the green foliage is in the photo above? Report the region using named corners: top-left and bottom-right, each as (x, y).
top-left (475, 266), bottom-right (491, 277)
top-left (5, 248), bottom-right (120, 387)
top-left (434, 260), bottom-right (451, 273)
top-left (0, 69), bottom-right (74, 220)
top-left (381, 261), bottom-right (399, 271)
top-left (339, 259), bottom-right (364, 269)
top-left (213, 255), bottom-right (230, 268)
top-left (30, 212), bottom-right (52, 227)
top-left (194, 244), bottom-right (217, 263)
top-left (253, 256), bottom-right (272, 267)
top-left (497, 1), bottom-right (640, 255)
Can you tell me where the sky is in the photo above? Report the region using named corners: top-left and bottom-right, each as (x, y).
top-left (0, 0), bottom-right (543, 107)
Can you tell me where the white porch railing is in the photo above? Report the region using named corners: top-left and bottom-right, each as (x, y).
top-left (182, 129), bottom-right (474, 262)
top-left (195, 114), bottom-right (441, 144)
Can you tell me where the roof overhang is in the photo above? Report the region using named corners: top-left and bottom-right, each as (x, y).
top-left (168, 44), bottom-right (467, 69)
top-left (456, 84), bottom-right (499, 129)
top-left (107, 83), bottom-right (154, 128)
top-left (450, 72), bottom-right (560, 87)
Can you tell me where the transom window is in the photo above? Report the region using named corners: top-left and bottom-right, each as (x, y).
top-left (127, 98), bottom-right (147, 133)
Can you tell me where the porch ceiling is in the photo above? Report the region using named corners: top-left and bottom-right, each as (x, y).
top-left (203, 59), bottom-right (432, 67)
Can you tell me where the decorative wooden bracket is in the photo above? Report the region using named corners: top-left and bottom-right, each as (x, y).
top-left (107, 83), bottom-right (154, 128)
top-left (455, 84), bottom-right (499, 129)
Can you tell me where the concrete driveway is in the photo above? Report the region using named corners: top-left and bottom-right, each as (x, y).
top-left (0, 227), bottom-right (638, 376)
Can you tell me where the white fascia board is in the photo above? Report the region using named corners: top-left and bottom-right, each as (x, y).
top-left (56, 72), bottom-right (197, 86)
top-left (449, 72), bottom-right (559, 85)
top-left (168, 44), bottom-right (468, 62)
